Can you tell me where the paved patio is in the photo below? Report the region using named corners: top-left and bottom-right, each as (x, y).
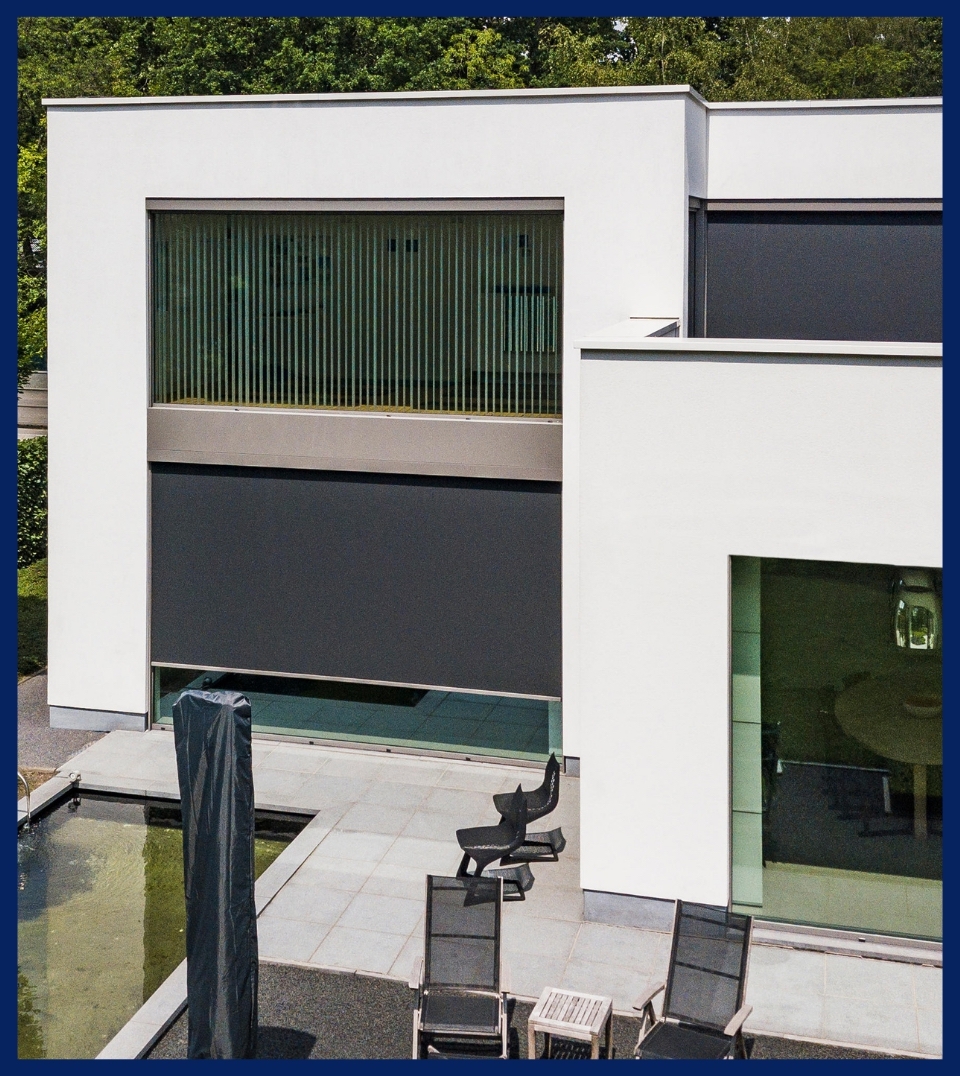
top-left (62, 729), bottom-right (941, 1058)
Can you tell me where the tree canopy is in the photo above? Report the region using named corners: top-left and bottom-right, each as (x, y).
top-left (16, 16), bottom-right (942, 386)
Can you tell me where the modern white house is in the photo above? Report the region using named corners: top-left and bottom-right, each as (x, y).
top-left (44, 86), bottom-right (941, 947)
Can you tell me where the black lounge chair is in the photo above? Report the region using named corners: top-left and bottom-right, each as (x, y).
top-left (456, 786), bottom-right (534, 901)
top-left (493, 753), bottom-right (566, 863)
top-left (633, 901), bottom-right (753, 1060)
top-left (410, 875), bottom-right (509, 1059)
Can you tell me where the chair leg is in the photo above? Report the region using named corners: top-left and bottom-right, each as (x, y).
top-left (501, 1007), bottom-right (508, 1059)
top-left (412, 1008), bottom-right (421, 1060)
top-left (500, 827), bottom-right (566, 864)
top-left (457, 849), bottom-right (501, 877)
top-left (480, 862), bottom-right (534, 900)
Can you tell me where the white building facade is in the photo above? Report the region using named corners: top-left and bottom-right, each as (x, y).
top-left (45, 87), bottom-right (942, 942)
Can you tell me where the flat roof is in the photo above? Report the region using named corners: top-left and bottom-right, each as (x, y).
top-left (42, 85), bottom-right (942, 111)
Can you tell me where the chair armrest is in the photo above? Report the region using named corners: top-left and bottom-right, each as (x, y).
top-left (723, 1004), bottom-right (753, 1037)
top-left (408, 958), bottom-right (423, 991)
top-left (633, 981), bottom-right (665, 1011)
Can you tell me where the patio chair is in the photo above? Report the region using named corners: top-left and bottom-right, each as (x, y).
top-left (456, 786), bottom-right (534, 901)
top-left (410, 875), bottom-right (509, 1059)
top-left (633, 901), bottom-right (753, 1060)
top-left (493, 752), bottom-right (566, 863)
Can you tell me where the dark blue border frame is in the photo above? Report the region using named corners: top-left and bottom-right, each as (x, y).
top-left (9, 7), bottom-right (946, 1068)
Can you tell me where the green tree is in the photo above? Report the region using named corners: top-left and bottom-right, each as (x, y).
top-left (534, 17), bottom-right (942, 102)
top-left (714, 17), bottom-right (944, 102)
top-left (17, 143), bottom-right (46, 388)
top-left (17, 435), bottom-right (47, 569)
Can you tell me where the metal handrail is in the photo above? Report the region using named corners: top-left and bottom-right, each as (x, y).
top-left (17, 771), bottom-right (31, 826)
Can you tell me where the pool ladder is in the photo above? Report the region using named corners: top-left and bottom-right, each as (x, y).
top-left (18, 771), bottom-right (31, 826)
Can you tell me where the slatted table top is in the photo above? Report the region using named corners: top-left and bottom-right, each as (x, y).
top-left (528, 987), bottom-right (613, 1041)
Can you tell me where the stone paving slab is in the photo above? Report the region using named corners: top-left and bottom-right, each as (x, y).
top-left (63, 730), bottom-right (941, 1059)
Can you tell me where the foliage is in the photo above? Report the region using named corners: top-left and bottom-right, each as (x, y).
top-left (18, 436), bottom-right (47, 569)
top-left (15, 16), bottom-right (942, 389)
top-left (18, 143), bottom-right (46, 388)
top-left (18, 558), bottom-right (47, 679)
top-left (533, 17), bottom-right (942, 100)
top-left (705, 17), bottom-right (944, 102)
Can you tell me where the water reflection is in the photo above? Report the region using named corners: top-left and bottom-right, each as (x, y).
top-left (17, 793), bottom-right (298, 1058)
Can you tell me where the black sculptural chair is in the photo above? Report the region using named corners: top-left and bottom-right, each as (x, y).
top-left (633, 901), bottom-right (753, 1060)
top-left (410, 875), bottom-right (509, 1059)
top-left (493, 752), bottom-right (566, 863)
top-left (456, 786), bottom-right (533, 900)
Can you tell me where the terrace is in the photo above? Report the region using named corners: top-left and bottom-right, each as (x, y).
top-left (23, 729), bottom-right (941, 1059)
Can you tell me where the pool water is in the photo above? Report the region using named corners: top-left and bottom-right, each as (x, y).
top-left (18, 792), bottom-right (302, 1059)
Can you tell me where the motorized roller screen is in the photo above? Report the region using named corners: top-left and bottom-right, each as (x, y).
top-left (705, 211), bottom-right (942, 342)
top-left (151, 464), bottom-right (561, 698)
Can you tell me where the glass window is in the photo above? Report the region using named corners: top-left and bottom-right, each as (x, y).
top-left (151, 211), bottom-right (563, 416)
top-left (153, 666), bottom-right (561, 764)
top-left (731, 557), bottom-right (942, 940)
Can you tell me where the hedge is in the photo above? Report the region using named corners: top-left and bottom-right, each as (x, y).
top-left (17, 435), bottom-right (47, 568)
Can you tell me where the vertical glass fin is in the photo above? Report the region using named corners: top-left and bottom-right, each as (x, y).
top-left (152, 211), bottom-right (563, 417)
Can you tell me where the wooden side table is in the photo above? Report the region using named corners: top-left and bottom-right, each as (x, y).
top-left (527, 987), bottom-right (613, 1059)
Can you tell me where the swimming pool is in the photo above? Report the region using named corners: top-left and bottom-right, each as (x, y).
top-left (18, 790), bottom-right (303, 1059)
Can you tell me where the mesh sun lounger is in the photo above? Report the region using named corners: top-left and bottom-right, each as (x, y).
top-left (410, 875), bottom-right (509, 1059)
top-left (633, 901), bottom-right (753, 1060)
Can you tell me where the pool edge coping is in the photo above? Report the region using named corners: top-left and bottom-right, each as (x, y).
top-left (18, 772), bottom-right (79, 828)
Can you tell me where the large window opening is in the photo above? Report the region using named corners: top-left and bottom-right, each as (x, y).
top-left (153, 667), bottom-right (561, 763)
top-left (731, 556), bottom-right (942, 940)
top-left (694, 209), bottom-right (942, 342)
top-left (151, 211), bottom-right (563, 416)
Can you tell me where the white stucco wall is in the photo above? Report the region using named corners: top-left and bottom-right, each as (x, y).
top-left (45, 84), bottom-right (942, 802)
top-left (45, 87), bottom-right (697, 726)
top-left (707, 99), bottom-right (942, 200)
top-left (577, 341), bottom-right (941, 904)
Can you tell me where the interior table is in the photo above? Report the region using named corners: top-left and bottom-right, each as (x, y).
top-left (834, 673), bottom-right (942, 839)
top-left (527, 986), bottom-right (613, 1060)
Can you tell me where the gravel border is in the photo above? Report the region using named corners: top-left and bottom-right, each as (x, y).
top-left (146, 962), bottom-right (905, 1060)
